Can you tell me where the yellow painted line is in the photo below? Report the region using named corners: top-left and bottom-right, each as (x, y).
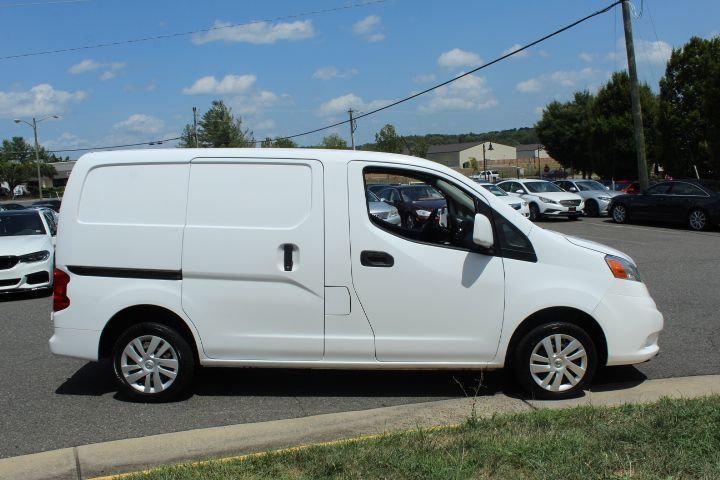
top-left (89, 423), bottom-right (460, 480)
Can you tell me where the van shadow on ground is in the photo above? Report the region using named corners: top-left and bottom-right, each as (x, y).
top-left (55, 361), bottom-right (647, 402)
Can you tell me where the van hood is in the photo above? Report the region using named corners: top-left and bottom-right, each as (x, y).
top-left (545, 230), bottom-right (634, 264)
top-left (0, 235), bottom-right (51, 256)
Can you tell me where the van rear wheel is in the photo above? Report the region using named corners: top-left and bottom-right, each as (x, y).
top-left (112, 322), bottom-right (195, 402)
top-left (512, 322), bottom-right (597, 399)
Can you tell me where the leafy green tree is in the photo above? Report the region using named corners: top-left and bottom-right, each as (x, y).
top-left (374, 124), bottom-right (404, 154)
top-left (535, 91), bottom-right (595, 177)
top-left (591, 71), bottom-right (658, 179)
top-left (0, 137), bottom-right (58, 189)
top-left (408, 137), bottom-right (429, 158)
top-left (261, 137), bottom-right (298, 148)
top-left (658, 36), bottom-right (720, 178)
top-left (320, 133), bottom-right (348, 149)
top-left (179, 100), bottom-right (255, 148)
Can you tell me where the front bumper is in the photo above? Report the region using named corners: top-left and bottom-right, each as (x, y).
top-left (0, 257), bottom-right (53, 292)
top-left (592, 283), bottom-right (663, 366)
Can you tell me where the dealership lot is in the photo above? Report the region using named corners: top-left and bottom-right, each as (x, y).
top-left (0, 216), bottom-right (718, 459)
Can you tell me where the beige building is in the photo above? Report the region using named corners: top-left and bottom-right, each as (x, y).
top-left (426, 141), bottom-right (517, 169)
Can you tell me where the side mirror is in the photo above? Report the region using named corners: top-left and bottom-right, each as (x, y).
top-left (605, 186), bottom-right (610, 190)
top-left (472, 213), bottom-right (494, 248)
top-left (380, 197), bottom-right (390, 202)
top-left (569, 187), bottom-right (577, 192)
top-left (515, 189), bottom-right (524, 194)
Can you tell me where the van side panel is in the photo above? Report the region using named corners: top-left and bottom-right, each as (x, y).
top-left (61, 163), bottom-right (189, 270)
top-left (181, 160), bottom-right (325, 361)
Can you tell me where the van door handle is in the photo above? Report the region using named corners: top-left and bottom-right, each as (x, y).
top-left (360, 250), bottom-right (394, 268)
top-left (283, 244), bottom-right (294, 271)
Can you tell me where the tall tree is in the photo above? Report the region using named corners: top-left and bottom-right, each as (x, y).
top-left (0, 137), bottom-right (58, 189)
top-left (535, 91), bottom-right (595, 177)
top-left (179, 100), bottom-right (255, 148)
top-left (320, 133), bottom-right (348, 149)
top-left (374, 124), bottom-right (404, 154)
top-left (591, 71), bottom-right (658, 179)
top-left (261, 137), bottom-right (298, 148)
top-left (658, 36), bottom-right (720, 178)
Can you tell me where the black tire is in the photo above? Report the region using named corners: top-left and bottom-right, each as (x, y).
top-left (585, 200), bottom-right (600, 217)
top-left (687, 208), bottom-right (708, 231)
top-left (112, 322), bottom-right (195, 402)
top-left (529, 203), bottom-right (541, 222)
top-left (512, 321), bottom-right (597, 400)
top-left (611, 204), bottom-right (628, 224)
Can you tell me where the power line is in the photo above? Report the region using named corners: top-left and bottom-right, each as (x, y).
top-left (47, 0), bottom-right (623, 154)
top-left (0, 0), bottom-right (88, 7)
top-left (1, 0), bottom-right (386, 61)
top-left (49, 136), bottom-right (181, 153)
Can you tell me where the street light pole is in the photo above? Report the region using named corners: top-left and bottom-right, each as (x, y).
top-left (13, 114), bottom-right (60, 200)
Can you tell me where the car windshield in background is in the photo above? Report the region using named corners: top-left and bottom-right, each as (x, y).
top-left (524, 181), bottom-right (564, 193)
top-left (481, 184), bottom-right (508, 196)
top-left (576, 180), bottom-right (607, 191)
top-left (401, 186), bottom-right (443, 201)
top-left (366, 190), bottom-right (381, 202)
top-left (0, 212), bottom-right (46, 237)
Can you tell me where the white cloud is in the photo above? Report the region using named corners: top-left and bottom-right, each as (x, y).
top-left (438, 48), bottom-right (482, 68)
top-left (413, 73), bottom-right (436, 83)
top-left (42, 132), bottom-right (91, 150)
top-left (516, 68), bottom-right (607, 93)
top-left (99, 71), bottom-right (117, 81)
top-left (255, 119), bottom-right (276, 131)
top-left (69, 59), bottom-right (103, 74)
top-left (312, 66), bottom-right (358, 80)
top-left (420, 74), bottom-right (497, 112)
top-left (353, 15), bottom-right (385, 42)
top-left (318, 93), bottom-right (389, 116)
top-left (0, 84), bottom-right (87, 118)
top-left (231, 90), bottom-right (286, 115)
top-left (517, 78), bottom-right (542, 93)
top-left (578, 52), bottom-right (595, 63)
top-left (192, 20), bottom-right (314, 44)
top-left (182, 74), bottom-right (257, 95)
top-left (114, 114), bottom-right (165, 134)
top-left (538, 50), bottom-right (550, 59)
top-left (502, 44), bottom-right (529, 58)
top-left (607, 38), bottom-right (672, 65)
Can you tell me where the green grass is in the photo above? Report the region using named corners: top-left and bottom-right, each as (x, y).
top-left (126, 396), bottom-right (720, 480)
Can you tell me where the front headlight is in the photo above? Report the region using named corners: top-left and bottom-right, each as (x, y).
top-left (597, 196), bottom-right (611, 202)
top-left (19, 250), bottom-right (50, 263)
top-left (521, 200), bottom-right (528, 207)
top-left (415, 209), bottom-right (432, 218)
top-left (539, 197), bottom-right (557, 204)
top-left (389, 207), bottom-right (399, 217)
top-left (605, 255), bottom-right (642, 282)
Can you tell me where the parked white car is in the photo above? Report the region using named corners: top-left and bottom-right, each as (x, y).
top-left (497, 179), bottom-right (585, 221)
top-left (50, 149), bottom-right (662, 401)
top-left (554, 179), bottom-right (622, 217)
top-left (475, 181), bottom-right (530, 217)
top-left (0, 209), bottom-right (56, 293)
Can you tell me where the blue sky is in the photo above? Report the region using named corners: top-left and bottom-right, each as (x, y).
top-left (1, 0), bottom-right (718, 157)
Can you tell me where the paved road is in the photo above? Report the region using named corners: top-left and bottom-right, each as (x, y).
top-left (1, 217), bottom-right (718, 458)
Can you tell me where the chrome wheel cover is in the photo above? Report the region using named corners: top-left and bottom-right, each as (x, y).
top-left (121, 335), bottom-right (179, 394)
top-left (689, 210), bottom-right (706, 230)
top-left (530, 334), bottom-right (588, 392)
top-left (612, 205), bottom-right (626, 222)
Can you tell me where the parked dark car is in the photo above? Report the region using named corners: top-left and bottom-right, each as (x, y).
top-left (0, 203), bottom-right (26, 211)
top-left (609, 180), bottom-right (720, 231)
top-left (376, 184), bottom-right (447, 229)
top-left (32, 199), bottom-right (61, 213)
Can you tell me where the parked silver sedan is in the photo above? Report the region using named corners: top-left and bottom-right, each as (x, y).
top-left (366, 190), bottom-right (401, 225)
top-left (554, 179), bottom-right (623, 217)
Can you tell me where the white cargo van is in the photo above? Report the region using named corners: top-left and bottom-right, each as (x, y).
top-left (50, 149), bottom-right (663, 401)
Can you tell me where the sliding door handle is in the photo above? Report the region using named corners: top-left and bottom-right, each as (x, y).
top-left (360, 250), bottom-right (394, 268)
top-left (283, 244), bottom-right (294, 271)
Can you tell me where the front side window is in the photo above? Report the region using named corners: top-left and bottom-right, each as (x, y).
top-left (0, 213), bottom-right (47, 237)
top-left (481, 184), bottom-right (508, 197)
top-left (576, 180), bottom-right (606, 191)
top-left (43, 211), bottom-right (57, 236)
top-left (524, 181), bottom-right (564, 193)
top-left (647, 183), bottom-right (672, 195)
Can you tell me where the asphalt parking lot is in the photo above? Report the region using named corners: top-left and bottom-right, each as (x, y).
top-left (1, 216), bottom-right (718, 459)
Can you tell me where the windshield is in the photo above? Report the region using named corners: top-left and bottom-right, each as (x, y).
top-left (524, 181), bottom-right (564, 193)
top-left (0, 212), bottom-right (46, 237)
top-left (575, 180), bottom-right (606, 191)
top-left (480, 184), bottom-right (508, 196)
top-left (366, 190), bottom-right (380, 202)
top-left (400, 185), bottom-right (443, 201)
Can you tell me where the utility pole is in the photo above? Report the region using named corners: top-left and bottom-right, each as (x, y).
top-left (348, 109), bottom-right (357, 150)
top-left (13, 114), bottom-right (59, 199)
top-left (192, 107), bottom-right (199, 148)
top-left (621, 0), bottom-right (649, 190)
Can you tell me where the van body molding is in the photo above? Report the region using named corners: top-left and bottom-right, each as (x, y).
top-left (66, 266), bottom-right (182, 280)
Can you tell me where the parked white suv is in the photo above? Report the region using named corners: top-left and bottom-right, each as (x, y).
top-left (497, 179), bottom-right (584, 221)
top-left (50, 149), bottom-right (662, 401)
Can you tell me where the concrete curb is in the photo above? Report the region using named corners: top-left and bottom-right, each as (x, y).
top-left (1, 374), bottom-right (718, 480)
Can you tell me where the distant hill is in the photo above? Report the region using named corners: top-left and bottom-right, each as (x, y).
top-left (358, 127), bottom-right (538, 151)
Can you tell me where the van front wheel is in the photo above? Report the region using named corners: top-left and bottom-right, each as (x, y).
top-left (112, 322), bottom-right (195, 402)
top-left (512, 322), bottom-right (597, 399)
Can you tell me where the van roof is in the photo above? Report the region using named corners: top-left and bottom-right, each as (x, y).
top-left (77, 148), bottom-right (441, 170)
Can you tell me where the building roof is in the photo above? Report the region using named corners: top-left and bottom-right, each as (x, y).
top-left (426, 141), bottom-right (485, 155)
top-left (516, 143), bottom-right (544, 152)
